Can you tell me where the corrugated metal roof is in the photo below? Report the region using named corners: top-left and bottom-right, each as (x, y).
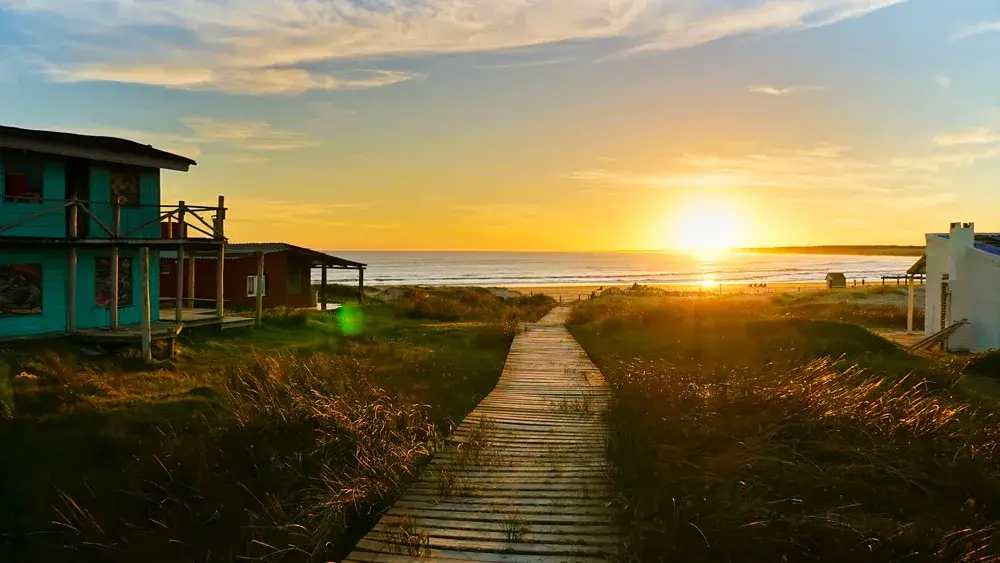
top-left (162, 242), bottom-right (365, 269)
top-left (0, 124), bottom-right (197, 167)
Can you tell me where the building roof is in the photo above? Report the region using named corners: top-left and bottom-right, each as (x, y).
top-left (226, 243), bottom-right (366, 269)
top-left (165, 243), bottom-right (365, 269)
top-left (907, 255), bottom-right (926, 275)
top-left (974, 235), bottom-right (1000, 257)
top-left (0, 124), bottom-right (197, 171)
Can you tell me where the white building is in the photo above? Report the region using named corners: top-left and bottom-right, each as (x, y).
top-left (922, 222), bottom-right (1000, 352)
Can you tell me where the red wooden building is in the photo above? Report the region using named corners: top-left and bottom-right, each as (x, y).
top-left (160, 243), bottom-right (365, 311)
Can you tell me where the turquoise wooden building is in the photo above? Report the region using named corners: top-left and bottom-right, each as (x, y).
top-left (0, 125), bottom-right (229, 352)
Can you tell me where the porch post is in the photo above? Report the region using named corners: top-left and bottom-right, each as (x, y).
top-left (68, 247), bottom-right (77, 333)
top-left (320, 264), bottom-right (328, 311)
top-left (140, 247), bottom-right (152, 362)
top-left (358, 267), bottom-right (364, 303)
top-left (175, 246), bottom-right (185, 323)
top-left (186, 255), bottom-right (196, 309)
top-left (907, 274), bottom-right (916, 333)
top-left (256, 251), bottom-right (265, 327)
top-left (215, 196), bottom-right (226, 319)
top-left (110, 246), bottom-right (119, 330)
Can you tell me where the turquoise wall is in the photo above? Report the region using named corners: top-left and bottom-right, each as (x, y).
top-left (75, 248), bottom-right (160, 330)
top-left (0, 249), bottom-right (69, 336)
top-left (0, 151), bottom-right (165, 337)
top-left (0, 157), bottom-right (66, 237)
top-left (0, 248), bottom-right (162, 337)
top-left (87, 167), bottom-right (162, 239)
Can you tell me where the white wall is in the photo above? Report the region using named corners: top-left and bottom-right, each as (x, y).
top-left (924, 234), bottom-right (949, 338)
top-left (950, 248), bottom-right (1000, 351)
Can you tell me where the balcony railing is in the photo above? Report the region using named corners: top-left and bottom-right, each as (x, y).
top-left (0, 196), bottom-right (227, 242)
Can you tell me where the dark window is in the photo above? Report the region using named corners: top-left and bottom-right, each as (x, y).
top-left (288, 269), bottom-right (301, 294)
top-left (109, 168), bottom-right (140, 206)
top-left (96, 257), bottom-right (133, 307)
top-left (0, 264), bottom-right (42, 315)
top-left (3, 158), bottom-right (44, 203)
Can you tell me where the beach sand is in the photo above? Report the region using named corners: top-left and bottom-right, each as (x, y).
top-left (508, 281), bottom-right (829, 301)
top-left (506, 281), bottom-right (926, 306)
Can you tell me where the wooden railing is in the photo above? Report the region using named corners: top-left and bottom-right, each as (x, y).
top-left (0, 196), bottom-right (227, 241)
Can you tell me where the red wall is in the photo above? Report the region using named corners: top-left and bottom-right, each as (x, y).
top-left (160, 251), bottom-right (314, 310)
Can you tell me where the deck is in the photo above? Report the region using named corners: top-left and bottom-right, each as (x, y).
top-left (345, 305), bottom-right (617, 562)
top-left (74, 309), bottom-right (254, 342)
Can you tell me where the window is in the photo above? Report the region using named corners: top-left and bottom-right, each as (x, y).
top-left (109, 168), bottom-right (140, 206)
top-left (0, 264), bottom-right (42, 315)
top-left (288, 269), bottom-right (301, 295)
top-left (247, 274), bottom-right (268, 298)
top-left (95, 257), bottom-right (133, 307)
top-left (3, 159), bottom-right (43, 203)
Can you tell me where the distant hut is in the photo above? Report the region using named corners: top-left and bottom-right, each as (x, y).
top-left (826, 272), bottom-right (847, 289)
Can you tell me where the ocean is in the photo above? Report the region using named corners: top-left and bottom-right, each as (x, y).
top-left (313, 251), bottom-right (918, 287)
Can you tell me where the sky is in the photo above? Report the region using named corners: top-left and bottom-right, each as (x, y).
top-left (0, 0), bottom-right (998, 251)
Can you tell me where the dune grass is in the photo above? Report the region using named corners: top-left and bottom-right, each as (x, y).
top-left (0, 288), bottom-right (554, 562)
top-left (569, 293), bottom-right (1000, 562)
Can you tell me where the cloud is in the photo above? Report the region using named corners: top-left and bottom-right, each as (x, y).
top-left (934, 127), bottom-right (1000, 146)
top-left (748, 85), bottom-right (825, 96)
top-left (227, 199), bottom-right (374, 226)
top-left (181, 117), bottom-right (316, 151)
top-left (952, 20), bottom-right (1000, 39)
top-left (2, 0), bottom-right (908, 94)
top-left (570, 140), bottom-right (1000, 207)
top-left (935, 74), bottom-right (951, 89)
top-left (476, 57), bottom-right (575, 70)
top-left (45, 65), bottom-right (417, 96)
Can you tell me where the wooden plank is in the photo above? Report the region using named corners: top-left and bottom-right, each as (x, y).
top-left (345, 305), bottom-right (619, 560)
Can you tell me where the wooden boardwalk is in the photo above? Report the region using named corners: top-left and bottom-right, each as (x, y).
top-left (345, 305), bottom-right (615, 562)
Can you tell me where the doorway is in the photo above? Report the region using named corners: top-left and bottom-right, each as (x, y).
top-left (65, 159), bottom-right (90, 237)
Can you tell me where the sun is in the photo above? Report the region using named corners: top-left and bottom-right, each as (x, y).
top-left (671, 200), bottom-right (745, 256)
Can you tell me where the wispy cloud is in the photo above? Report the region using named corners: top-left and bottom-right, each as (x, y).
top-left (571, 139), bottom-right (1000, 208)
top-left (934, 127), bottom-right (1000, 146)
top-left (748, 85), bottom-right (825, 96)
top-left (935, 74), bottom-right (951, 90)
top-left (2, 0), bottom-right (908, 95)
top-left (45, 65), bottom-right (417, 96)
top-left (952, 20), bottom-right (1000, 39)
top-left (476, 57), bottom-right (575, 70)
top-left (181, 117), bottom-right (316, 151)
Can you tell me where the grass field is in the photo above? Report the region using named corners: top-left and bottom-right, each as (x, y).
top-left (0, 287), bottom-right (554, 563)
top-left (569, 289), bottom-right (1000, 562)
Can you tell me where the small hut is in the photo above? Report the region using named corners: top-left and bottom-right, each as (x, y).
top-left (825, 272), bottom-right (847, 289)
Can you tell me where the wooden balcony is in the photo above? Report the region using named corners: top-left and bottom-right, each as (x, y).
top-left (0, 196), bottom-right (227, 248)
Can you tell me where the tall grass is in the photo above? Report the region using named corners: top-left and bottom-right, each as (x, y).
top-left (1, 287), bottom-right (549, 562)
top-left (570, 294), bottom-right (1000, 562)
top-left (388, 287), bottom-right (554, 322)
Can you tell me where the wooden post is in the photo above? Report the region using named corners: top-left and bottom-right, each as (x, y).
top-left (140, 247), bottom-right (152, 362)
top-left (321, 264), bottom-right (328, 311)
top-left (112, 201), bottom-right (121, 238)
top-left (358, 267), bottom-right (364, 303)
top-left (68, 247), bottom-right (77, 333)
top-left (186, 255), bottom-right (196, 309)
top-left (215, 196), bottom-right (225, 319)
top-left (110, 246), bottom-right (119, 330)
top-left (68, 195), bottom-right (78, 238)
top-left (175, 246), bottom-right (185, 323)
top-left (255, 251), bottom-right (265, 326)
top-left (177, 200), bottom-right (186, 239)
top-left (907, 275), bottom-right (916, 333)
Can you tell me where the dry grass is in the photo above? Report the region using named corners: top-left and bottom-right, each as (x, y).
top-left (0, 288), bottom-right (555, 562)
top-left (570, 294), bottom-right (1000, 562)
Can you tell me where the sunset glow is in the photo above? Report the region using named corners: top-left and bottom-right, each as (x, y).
top-left (0, 1), bottom-right (994, 250)
top-left (671, 200), bottom-right (746, 255)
